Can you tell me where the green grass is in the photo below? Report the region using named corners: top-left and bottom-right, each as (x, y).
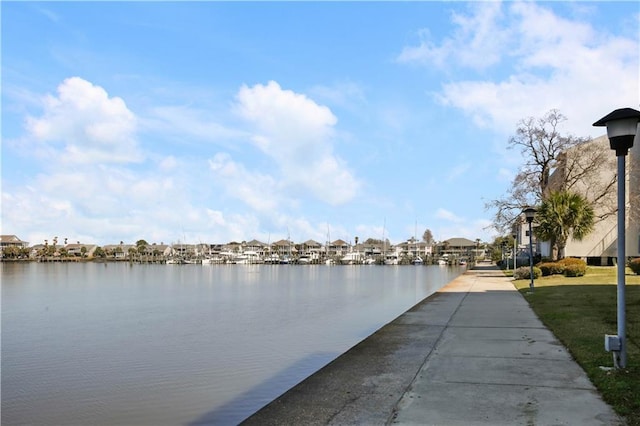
top-left (512, 266), bottom-right (640, 425)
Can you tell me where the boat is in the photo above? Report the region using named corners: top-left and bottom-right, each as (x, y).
top-left (202, 256), bottom-right (224, 264)
top-left (341, 251), bottom-right (363, 265)
top-left (297, 255), bottom-right (311, 264)
top-left (384, 253), bottom-right (399, 265)
top-left (232, 251), bottom-right (260, 264)
top-left (413, 256), bottom-right (424, 265)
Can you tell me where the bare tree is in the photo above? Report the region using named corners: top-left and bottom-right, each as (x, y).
top-left (487, 109), bottom-right (615, 232)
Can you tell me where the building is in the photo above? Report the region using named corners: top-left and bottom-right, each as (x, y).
top-left (543, 134), bottom-right (634, 264)
top-left (0, 235), bottom-right (29, 258)
top-left (436, 237), bottom-right (479, 260)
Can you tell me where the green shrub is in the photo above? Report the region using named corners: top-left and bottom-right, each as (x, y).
top-left (563, 263), bottom-right (587, 277)
top-left (513, 266), bottom-right (542, 280)
top-left (628, 258), bottom-right (640, 274)
top-left (538, 262), bottom-right (565, 276)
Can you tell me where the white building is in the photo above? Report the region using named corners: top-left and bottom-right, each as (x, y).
top-left (543, 132), bottom-right (639, 264)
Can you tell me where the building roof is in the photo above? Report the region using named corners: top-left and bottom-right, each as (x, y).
top-left (1, 235), bottom-right (27, 244)
top-left (444, 237), bottom-right (478, 247)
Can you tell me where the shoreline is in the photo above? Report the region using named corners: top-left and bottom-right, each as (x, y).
top-left (240, 262), bottom-right (620, 425)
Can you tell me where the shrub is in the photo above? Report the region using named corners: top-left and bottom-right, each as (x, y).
top-left (557, 258), bottom-right (587, 277)
top-left (564, 263), bottom-right (586, 277)
top-left (628, 258), bottom-right (640, 275)
top-left (513, 266), bottom-right (542, 280)
top-left (558, 257), bottom-right (586, 267)
top-left (538, 262), bottom-right (565, 276)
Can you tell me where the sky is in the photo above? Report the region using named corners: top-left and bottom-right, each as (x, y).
top-left (2, 1), bottom-right (639, 247)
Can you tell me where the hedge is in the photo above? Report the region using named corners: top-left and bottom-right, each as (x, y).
top-left (563, 263), bottom-right (587, 277)
top-left (538, 262), bottom-right (565, 276)
top-left (513, 266), bottom-right (542, 280)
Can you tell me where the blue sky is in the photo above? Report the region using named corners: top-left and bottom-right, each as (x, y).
top-left (2, 1), bottom-right (639, 247)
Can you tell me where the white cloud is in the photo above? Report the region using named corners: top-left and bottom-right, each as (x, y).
top-left (496, 167), bottom-right (515, 183)
top-left (397, 2), bottom-right (507, 70)
top-left (208, 152), bottom-right (281, 212)
top-left (24, 77), bottom-right (143, 164)
top-left (438, 217), bottom-right (496, 243)
top-left (399, 2), bottom-right (639, 138)
top-left (158, 155), bottom-right (178, 172)
top-left (233, 81), bottom-right (360, 205)
top-left (446, 161), bottom-right (471, 182)
top-left (143, 105), bottom-right (245, 145)
top-left (308, 81), bottom-right (368, 114)
top-left (435, 208), bottom-right (464, 223)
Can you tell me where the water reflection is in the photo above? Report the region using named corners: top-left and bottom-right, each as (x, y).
top-left (2, 262), bottom-right (463, 425)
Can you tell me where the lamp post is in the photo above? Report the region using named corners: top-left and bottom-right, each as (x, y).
top-left (523, 207), bottom-right (537, 292)
top-left (594, 107), bottom-right (640, 369)
top-left (513, 232), bottom-right (518, 270)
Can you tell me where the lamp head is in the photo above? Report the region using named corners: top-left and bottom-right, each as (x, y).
top-left (523, 207), bottom-right (536, 223)
top-left (593, 108), bottom-right (640, 156)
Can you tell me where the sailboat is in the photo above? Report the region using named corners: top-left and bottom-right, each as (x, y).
top-left (413, 220), bottom-right (423, 265)
top-left (325, 225), bottom-right (334, 265)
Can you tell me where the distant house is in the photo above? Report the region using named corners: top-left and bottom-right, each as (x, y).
top-left (65, 243), bottom-right (98, 258)
top-left (328, 239), bottom-right (349, 257)
top-left (102, 244), bottom-right (135, 259)
top-left (298, 239), bottom-right (322, 261)
top-left (245, 239), bottom-right (268, 257)
top-left (136, 243), bottom-right (173, 258)
top-left (437, 237), bottom-right (478, 259)
top-left (0, 235), bottom-right (29, 257)
top-left (397, 240), bottom-right (432, 259)
top-left (1, 235), bottom-right (29, 250)
top-left (272, 239), bottom-right (295, 257)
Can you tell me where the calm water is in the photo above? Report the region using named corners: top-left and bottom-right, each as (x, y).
top-left (2, 262), bottom-right (463, 426)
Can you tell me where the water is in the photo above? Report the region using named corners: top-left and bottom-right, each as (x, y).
top-left (1, 262), bottom-right (463, 425)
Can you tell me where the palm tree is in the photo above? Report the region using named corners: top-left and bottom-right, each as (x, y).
top-left (535, 190), bottom-right (595, 260)
top-left (136, 240), bottom-right (148, 263)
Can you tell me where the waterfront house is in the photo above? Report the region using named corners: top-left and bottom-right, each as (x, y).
top-left (328, 239), bottom-right (349, 258)
top-left (103, 244), bottom-right (135, 260)
top-left (272, 239), bottom-right (295, 259)
top-left (1, 235), bottom-right (29, 258)
top-left (29, 244), bottom-right (46, 258)
top-left (245, 239), bottom-right (268, 257)
top-left (137, 243), bottom-right (173, 260)
top-left (298, 239), bottom-right (322, 262)
top-left (64, 243), bottom-right (98, 258)
top-left (436, 238), bottom-right (477, 261)
top-left (396, 239), bottom-right (432, 261)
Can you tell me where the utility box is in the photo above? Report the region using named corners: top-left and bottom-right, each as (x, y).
top-left (604, 334), bottom-right (621, 352)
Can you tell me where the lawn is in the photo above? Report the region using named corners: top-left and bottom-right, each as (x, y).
top-left (512, 266), bottom-right (640, 425)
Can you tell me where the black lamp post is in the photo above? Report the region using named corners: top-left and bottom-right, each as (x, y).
top-left (512, 232), bottom-right (518, 270)
top-left (523, 207), bottom-right (536, 291)
top-left (594, 107), bottom-right (640, 369)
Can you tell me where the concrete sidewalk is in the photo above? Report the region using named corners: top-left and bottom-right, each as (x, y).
top-left (242, 262), bottom-right (622, 425)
